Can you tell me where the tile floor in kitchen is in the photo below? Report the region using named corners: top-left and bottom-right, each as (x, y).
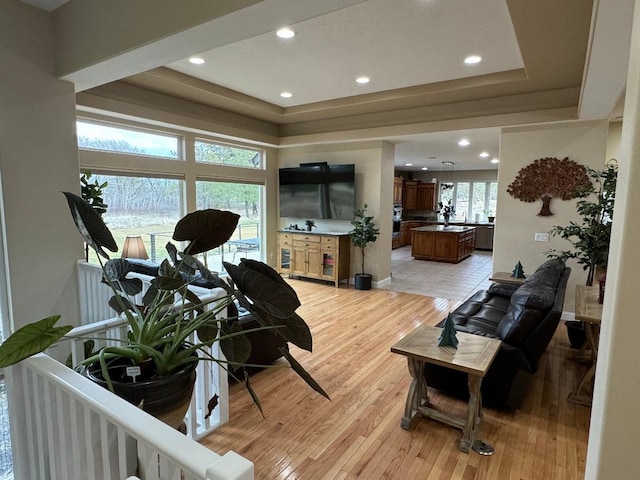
top-left (381, 246), bottom-right (494, 302)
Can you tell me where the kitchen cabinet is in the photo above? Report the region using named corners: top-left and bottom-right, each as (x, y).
top-left (416, 183), bottom-right (437, 210)
top-left (403, 180), bottom-right (418, 210)
top-left (393, 177), bottom-right (404, 204)
top-left (278, 231), bottom-right (350, 287)
top-left (411, 226), bottom-right (476, 263)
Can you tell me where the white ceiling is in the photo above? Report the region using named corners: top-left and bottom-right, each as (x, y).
top-left (167, 0), bottom-right (522, 108)
top-left (23, 0), bottom-right (630, 173)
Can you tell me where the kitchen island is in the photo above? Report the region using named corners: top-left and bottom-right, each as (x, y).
top-left (411, 225), bottom-right (476, 263)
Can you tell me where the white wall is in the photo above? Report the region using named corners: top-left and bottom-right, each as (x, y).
top-left (495, 120), bottom-right (609, 311)
top-left (585, 1), bottom-right (640, 476)
top-left (0, 1), bottom-right (82, 329)
top-left (278, 141), bottom-right (392, 284)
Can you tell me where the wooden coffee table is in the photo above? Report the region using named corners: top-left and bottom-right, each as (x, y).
top-left (391, 325), bottom-right (501, 453)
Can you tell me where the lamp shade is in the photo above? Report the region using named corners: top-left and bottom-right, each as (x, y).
top-left (121, 235), bottom-right (149, 260)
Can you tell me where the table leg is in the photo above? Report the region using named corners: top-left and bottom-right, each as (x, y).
top-left (401, 358), bottom-right (427, 430)
top-left (460, 374), bottom-right (483, 453)
top-left (568, 323), bottom-right (600, 406)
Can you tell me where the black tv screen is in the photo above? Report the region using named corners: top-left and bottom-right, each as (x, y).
top-left (279, 164), bottom-right (355, 220)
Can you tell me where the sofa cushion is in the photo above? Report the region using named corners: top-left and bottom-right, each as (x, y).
top-left (495, 266), bottom-right (561, 346)
top-left (446, 290), bottom-right (510, 337)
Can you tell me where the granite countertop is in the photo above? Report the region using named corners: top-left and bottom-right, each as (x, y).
top-left (279, 229), bottom-right (350, 236)
top-left (402, 220), bottom-right (494, 226)
top-left (412, 225), bottom-right (477, 233)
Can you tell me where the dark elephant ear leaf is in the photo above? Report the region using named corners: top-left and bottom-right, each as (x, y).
top-left (240, 259), bottom-right (299, 299)
top-left (0, 316), bottom-right (73, 368)
top-left (173, 209), bottom-right (240, 255)
top-left (282, 349), bottom-right (330, 400)
top-left (102, 259), bottom-right (142, 296)
top-left (108, 294), bottom-right (135, 314)
top-left (224, 262), bottom-right (300, 318)
top-left (219, 321), bottom-right (251, 366)
top-left (62, 192), bottom-right (117, 259)
top-left (253, 310), bottom-right (312, 352)
top-left (196, 321), bottom-right (219, 345)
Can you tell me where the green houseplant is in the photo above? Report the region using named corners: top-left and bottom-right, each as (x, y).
top-left (0, 192), bottom-right (327, 425)
top-left (546, 165), bottom-right (616, 349)
top-left (80, 170), bottom-right (108, 261)
top-left (546, 165), bottom-right (617, 286)
top-left (350, 204), bottom-right (380, 290)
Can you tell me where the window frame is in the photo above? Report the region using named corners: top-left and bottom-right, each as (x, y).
top-left (439, 180), bottom-right (498, 221)
top-left (76, 113), bottom-right (269, 264)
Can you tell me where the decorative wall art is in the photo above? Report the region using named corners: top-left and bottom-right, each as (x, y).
top-left (507, 157), bottom-right (591, 216)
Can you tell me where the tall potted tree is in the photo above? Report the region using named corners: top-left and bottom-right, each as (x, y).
top-left (546, 164), bottom-right (617, 348)
top-left (350, 204), bottom-right (380, 290)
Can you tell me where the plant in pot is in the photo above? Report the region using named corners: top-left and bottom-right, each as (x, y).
top-left (350, 204), bottom-right (380, 290)
top-left (438, 199), bottom-right (456, 227)
top-left (546, 164), bottom-right (617, 347)
top-left (0, 192), bottom-right (328, 427)
top-left (80, 170), bottom-right (108, 262)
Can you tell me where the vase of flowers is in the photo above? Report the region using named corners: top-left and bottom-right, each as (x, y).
top-left (438, 200), bottom-right (455, 227)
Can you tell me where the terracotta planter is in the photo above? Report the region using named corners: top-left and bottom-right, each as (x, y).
top-left (82, 356), bottom-right (197, 429)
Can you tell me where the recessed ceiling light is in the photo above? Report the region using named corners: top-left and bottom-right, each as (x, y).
top-left (188, 57), bottom-right (205, 65)
top-left (479, 152), bottom-right (490, 158)
top-left (356, 76), bottom-right (370, 84)
top-left (464, 55), bottom-right (482, 65)
top-left (276, 27), bottom-right (295, 39)
top-left (458, 139), bottom-right (470, 146)
top-left (491, 158), bottom-right (500, 164)
top-left (405, 163), bottom-right (413, 167)
top-left (421, 167), bottom-right (428, 171)
top-left (280, 91), bottom-right (293, 98)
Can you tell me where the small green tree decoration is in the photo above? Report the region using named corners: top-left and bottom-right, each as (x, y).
top-left (546, 165), bottom-right (617, 286)
top-left (511, 261), bottom-right (526, 279)
top-left (438, 313), bottom-right (458, 348)
top-left (350, 204), bottom-right (380, 275)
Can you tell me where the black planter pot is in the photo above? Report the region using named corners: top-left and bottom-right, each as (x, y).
top-left (354, 273), bottom-right (372, 290)
top-left (82, 356), bottom-right (197, 429)
top-left (565, 320), bottom-right (586, 349)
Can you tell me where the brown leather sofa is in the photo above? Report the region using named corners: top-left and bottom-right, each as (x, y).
top-left (424, 259), bottom-right (570, 409)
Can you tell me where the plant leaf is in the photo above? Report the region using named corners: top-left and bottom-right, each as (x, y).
top-left (102, 259), bottom-right (142, 296)
top-left (173, 209), bottom-right (240, 255)
top-left (253, 310), bottom-right (312, 352)
top-left (196, 321), bottom-right (218, 345)
top-left (281, 349), bottom-right (330, 400)
top-left (108, 294), bottom-right (134, 314)
top-left (219, 321), bottom-right (251, 366)
top-left (62, 192), bottom-right (117, 259)
top-left (243, 372), bottom-right (264, 417)
top-left (224, 261), bottom-right (300, 318)
top-left (0, 316), bottom-right (73, 368)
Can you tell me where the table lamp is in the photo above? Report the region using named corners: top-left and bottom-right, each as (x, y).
top-left (121, 235), bottom-right (149, 260)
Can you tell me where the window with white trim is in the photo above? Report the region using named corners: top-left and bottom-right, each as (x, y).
top-left (439, 181), bottom-right (498, 222)
top-left (76, 116), bottom-right (268, 268)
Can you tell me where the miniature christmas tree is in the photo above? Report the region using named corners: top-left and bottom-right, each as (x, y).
top-left (438, 313), bottom-right (458, 348)
top-left (511, 261), bottom-right (526, 279)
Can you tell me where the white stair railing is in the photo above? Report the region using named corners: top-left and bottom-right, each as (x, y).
top-left (6, 354), bottom-right (252, 480)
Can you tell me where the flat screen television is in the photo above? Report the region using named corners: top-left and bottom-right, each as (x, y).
top-left (279, 163), bottom-right (355, 220)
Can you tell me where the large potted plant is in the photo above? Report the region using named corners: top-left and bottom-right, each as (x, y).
top-left (350, 204), bottom-right (380, 290)
top-left (0, 192), bottom-right (328, 426)
top-left (546, 164), bottom-right (617, 348)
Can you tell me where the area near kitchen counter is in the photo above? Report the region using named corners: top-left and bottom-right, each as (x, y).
top-left (393, 220), bottom-right (494, 250)
top-left (411, 225), bottom-right (476, 263)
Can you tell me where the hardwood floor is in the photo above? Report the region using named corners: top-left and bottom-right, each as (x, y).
top-left (201, 280), bottom-right (591, 479)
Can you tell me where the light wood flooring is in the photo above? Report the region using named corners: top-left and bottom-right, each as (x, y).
top-left (201, 280), bottom-right (591, 479)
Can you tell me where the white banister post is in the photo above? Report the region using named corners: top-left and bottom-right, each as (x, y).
top-left (205, 452), bottom-right (254, 480)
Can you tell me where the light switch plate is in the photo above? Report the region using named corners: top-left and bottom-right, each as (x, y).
top-left (535, 232), bottom-right (549, 242)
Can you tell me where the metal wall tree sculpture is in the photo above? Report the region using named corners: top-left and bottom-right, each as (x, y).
top-left (507, 157), bottom-right (591, 216)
